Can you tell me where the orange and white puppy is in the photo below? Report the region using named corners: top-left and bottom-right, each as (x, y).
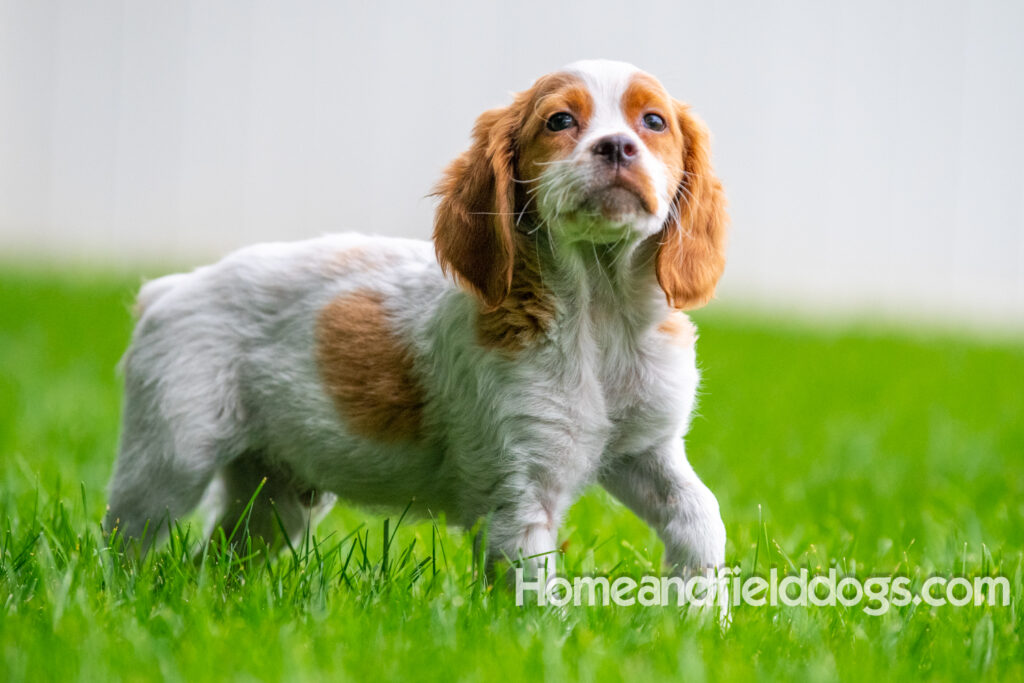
top-left (104, 59), bottom-right (729, 577)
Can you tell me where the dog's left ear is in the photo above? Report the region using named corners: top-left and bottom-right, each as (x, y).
top-left (655, 102), bottom-right (729, 310)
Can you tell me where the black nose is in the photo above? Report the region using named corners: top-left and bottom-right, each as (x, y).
top-left (591, 134), bottom-right (638, 166)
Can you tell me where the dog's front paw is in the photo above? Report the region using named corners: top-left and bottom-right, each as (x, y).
top-left (664, 491), bottom-right (726, 574)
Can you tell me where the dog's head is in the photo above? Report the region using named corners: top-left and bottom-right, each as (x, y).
top-left (434, 59), bottom-right (728, 310)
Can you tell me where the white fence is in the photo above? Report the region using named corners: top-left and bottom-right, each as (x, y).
top-left (1, 0), bottom-right (1022, 323)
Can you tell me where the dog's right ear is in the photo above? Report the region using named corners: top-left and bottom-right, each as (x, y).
top-left (433, 105), bottom-right (520, 310)
top-left (654, 101), bottom-right (729, 310)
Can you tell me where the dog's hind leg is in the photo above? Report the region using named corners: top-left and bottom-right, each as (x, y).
top-left (103, 364), bottom-right (237, 550)
top-left (207, 452), bottom-right (336, 552)
top-left (103, 424), bottom-right (223, 550)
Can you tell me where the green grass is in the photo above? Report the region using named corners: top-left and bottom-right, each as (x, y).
top-left (1, 265), bottom-right (1022, 682)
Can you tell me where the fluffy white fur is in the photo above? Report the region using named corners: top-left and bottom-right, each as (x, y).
top-left (104, 60), bottom-right (727, 578)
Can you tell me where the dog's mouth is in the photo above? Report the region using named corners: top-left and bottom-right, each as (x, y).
top-left (582, 175), bottom-right (654, 220)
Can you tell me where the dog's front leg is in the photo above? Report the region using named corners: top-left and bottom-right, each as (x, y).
top-left (600, 438), bottom-right (725, 574)
top-left (480, 486), bottom-right (566, 584)
top-left (482, 508), bottom-right (559, 586)
top-left (476, 439), bottom-right (592, 583)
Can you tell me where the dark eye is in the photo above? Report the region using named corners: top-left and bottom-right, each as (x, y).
top-left (642, 113), bottom-right (666, 131)
top-left (546, 112), bottom-right (576, 132)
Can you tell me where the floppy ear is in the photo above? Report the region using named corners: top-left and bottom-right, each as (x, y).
top-left (655, 102), bottom-right (729, 310)
top-left (433, 105), bottom-right (520, 310)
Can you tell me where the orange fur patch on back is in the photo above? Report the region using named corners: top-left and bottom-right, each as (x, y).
top-left (331, 245), bottom-right (372, 268)
top-left (657, 311), bottom-right (697, 348)
top-left (315, 290), bottom-right (425, 441)
top-left (322, 244), bottom-right (401, 277)
top-left (476, 235), bottom-right (557, 353)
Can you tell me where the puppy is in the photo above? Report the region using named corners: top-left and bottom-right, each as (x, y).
top-left (104, 59), bottom-right (729, 578)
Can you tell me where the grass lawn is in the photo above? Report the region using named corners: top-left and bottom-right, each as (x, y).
top-left (1, 266), bottom-right (1022, 682)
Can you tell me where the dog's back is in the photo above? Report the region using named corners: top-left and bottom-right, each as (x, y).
top-left (105, 233), bottom-right (444, 546)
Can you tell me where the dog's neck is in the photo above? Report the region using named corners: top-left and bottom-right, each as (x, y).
top-left (476, 224), bottom-right (670, 353)
top-left (546, 227), bottom-right (662, 315)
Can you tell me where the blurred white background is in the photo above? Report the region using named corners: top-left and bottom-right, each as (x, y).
top-left (1, 0), bottom-right (1022, 324)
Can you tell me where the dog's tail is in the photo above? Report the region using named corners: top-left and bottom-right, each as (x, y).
top-left (133, 272), bottom-right (189, 318)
